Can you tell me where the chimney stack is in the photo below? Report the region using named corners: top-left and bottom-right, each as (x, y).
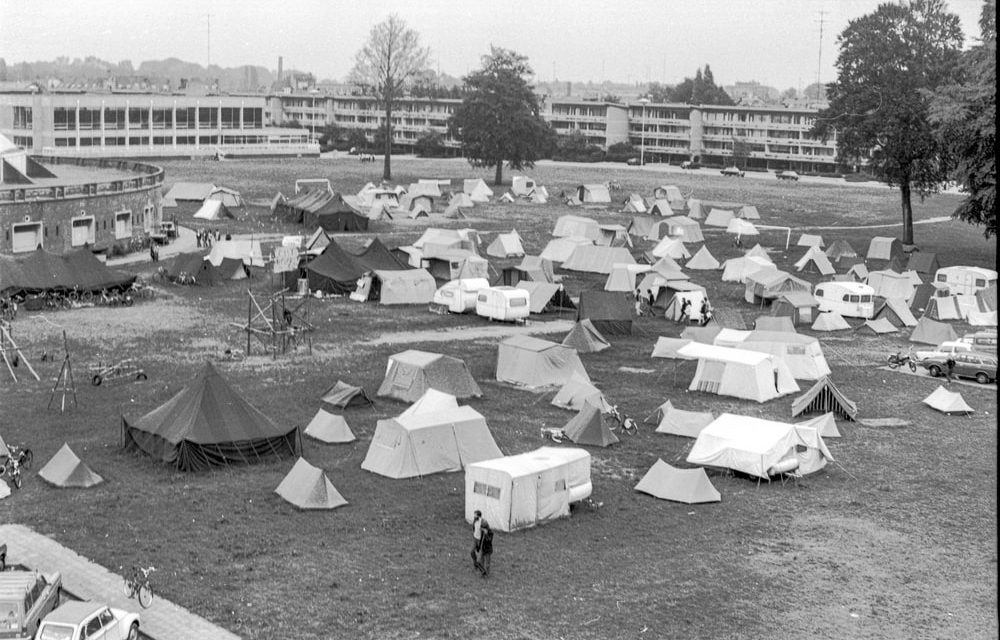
top-left (277, 56), bottom-right (283, 83)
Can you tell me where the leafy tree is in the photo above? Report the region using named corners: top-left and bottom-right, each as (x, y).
top-left (643, 82), bottom-right (673, 103)
top-left (349, 14), bottom-right (430, 180)
top-left (449, 47), bottom-right (554, 185)
top-left (691, 68), bottom-right (707, 104)
top-left (812, 0), bottom-right (963, 245)
top-left (605, 141), bottom-right (636, 163)
top-left (928, 0), bottom-right (996, 238)
top-left (781, 87), bottom-right (798, 101)
top-left (347, 129), bottom-right (369, 152)
top-left (551, 131), bottom-right (604, 163)
top-left (414, 130), bottom-right (447, 157)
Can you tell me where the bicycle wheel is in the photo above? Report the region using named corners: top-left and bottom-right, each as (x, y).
top-left (20, 450), bottom-right (32, 470)
top-left (12, 473), bottom-right (21, 490)
top-left (138, 582), bottom-right (154, 608)
top-left (122, 577), bottom-right (134, 598)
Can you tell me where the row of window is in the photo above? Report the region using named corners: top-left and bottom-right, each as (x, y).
top-left (7, 205), bottom-right (152, 252)
top-left (48, 107), bottom-right (264, 131)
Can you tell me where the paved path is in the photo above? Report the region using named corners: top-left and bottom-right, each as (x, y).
top-left (0, 524), bottom-right (241, 640)
top-left (106, 226), bottom-right (198, 267)
top-left (360, 318), bottom-right (576, 346)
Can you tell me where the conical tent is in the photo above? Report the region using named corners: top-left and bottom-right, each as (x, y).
top-left (796, 412), bottom-right (841, 438)
top-left (552, 373), bottom-right (612, 412)
top-left (304, 409), bottom-right (356, 444)
top-left (738, 205), bottom-right (760, 220)
top-left (922, 386), bottom-right (974, 415)
top-left (651, 401), bottom-right (714, 438)
top-left (38, 443), bottom-right (104, 488)
top-left (377, 350), bottom-right (483, 402)
top-left (811, 311), bottom-right (851, 332)
top-left (122, 363), bottom-right (298, 471)
top-left (562, 402), bottom-right (618, 447)
top-left (634, 459), bottom-right (721, 504)
top-left (321, 381), bottom-right (373, 408)
top-left (561, 319), bottom-right (611, 353)
top-left (275, 458), bottom-right (348, 510)
top-left (791, 377), bottom-right (858, 421)
top-left (686, 246), bottom-right (720, 270)
top-left (872, 297), bottom-right (918, 327)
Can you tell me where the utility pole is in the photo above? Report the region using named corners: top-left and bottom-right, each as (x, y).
top-left (816, 9), bottom-right (828, 97)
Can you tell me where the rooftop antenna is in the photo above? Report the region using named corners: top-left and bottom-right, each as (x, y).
top-left (816, 8), bottom-right (828, 95)
top-left (207, 13), bottom-right (212, 68)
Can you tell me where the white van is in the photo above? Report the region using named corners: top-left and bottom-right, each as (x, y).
top-left (431, 278), bottom-right (490, 313)
top-left (959, 330), bottom-right (998, 354)
top-left (933, 266), bottom-right (998, 296)
top-left (813, 281), bottom-right (875, 319)
top-left (476, 286), bottom-right (530, 322)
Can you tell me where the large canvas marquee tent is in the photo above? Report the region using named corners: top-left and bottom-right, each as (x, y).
top-left (496, 335), bottom-right (590, 388)
top-left (304, 238), bottom-right (410, 295)
top-left (122, 362), bottom-right (298, 471)
top-left (377, 350), bottom-right (482, 402)
top-left (677, 342), bottom-right (799, 403)
top-left (465, 447), bottom-right (592, 532)
top-left (0, 249), bottom-right (135, 296)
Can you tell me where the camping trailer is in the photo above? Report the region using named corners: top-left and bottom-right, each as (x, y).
top-left (465, 447), bottom-right (592, 532)
top-left (933, 266), bottom-right (998, 297)
top-left (813, 281), bottom-right (875, 319)
top-left (476, 286), bottom-right (530, 322)
top-left (512, 176), bottom-right (536, 196)
top-left (432, 278), bottom-right (491, 313)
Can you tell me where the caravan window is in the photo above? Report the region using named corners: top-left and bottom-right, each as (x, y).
top-left (975, 279), bottom-right (986, 287)
top-left (509, 297), bottom-right (527, 307)
top-left (860, 295), bottom-right (872, 302)
top-left (815, 288), bottom-right (824, 297)
top-left (937, 274), bottom-right (947, 282)
top-left (473, 481), bottom-right (501, 499)
top-left (841, 294), bottom-right (850, 301)
top-left (477, 294), bottom-right (488, 303)
top-left (848, 295), bottom-right (860, 303)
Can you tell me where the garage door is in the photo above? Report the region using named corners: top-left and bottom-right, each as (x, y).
top-left (12, 223), bottom-right (42, 253)
top-left (72, 218), bottom-right (94, 246)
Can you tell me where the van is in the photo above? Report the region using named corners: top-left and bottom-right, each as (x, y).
top-left (475, 286), bottom-right (530, 322)
top-left (960, 330), bottom-right (998, 354)
top-left (813, 281), bottom-right (875, 319)
top-left (0, 570), bottom-right (62, 640)
top-left (932, 266), bottom-right (998, 296)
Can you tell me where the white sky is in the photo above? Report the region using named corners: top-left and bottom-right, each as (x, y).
top-left (0, 0), bottom-right (986, 90)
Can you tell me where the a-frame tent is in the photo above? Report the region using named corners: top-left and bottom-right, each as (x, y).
top-left (922, 386), bottom-right (974, 415)
top-left (686, 246), bottom-right (720, 270)
top-left (648, 400), bottom-right (714, 438)
top-left (908, 316), bottom-right (958, 345)
top-left (860, 318), bottom-right (899, 334)
top-left (38, 443), bottom-right (104, 488)
top-left (872, 297), bottom-right (918, 327)
top-left (304, 408), bottom-right (356, 444)
top-left (321, 380), bottom-right (373, 408)
top-left (562, 319), bottom-right (611, 353)
top-left (794, 246), bottom-right (836, 276)
top-left (791, 376), bottom-right (858, 421)
top-left (377, 350), bottom-right (483, 402)
top-left (576, 291), bottom-right (633, 336)
top-left (796, 412), bottom-right (842, 438)
top-left (811, 311), bottom-right (851, 332)
top-left (634, 459), bottom-right (721, 504)
top-left (275, 457), bottom-right (348, 510)
top-left (551, 373), bottom-right (612, 412)
top-left (562, 402), bottom-right (618, 447)
top-left (825, 240), bottom-right (858, 261)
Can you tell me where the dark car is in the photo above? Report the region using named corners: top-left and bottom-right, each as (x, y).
top-left (776, 170), bottom-right (800, 181)
top-left (626, 157), bottom-right (644, 166)
top-left (720, 166), bottom-right (745, 177)
top-left (921, 351), bottom-right (997, 384)
top-left (680, 161), bottom-right (701, 170)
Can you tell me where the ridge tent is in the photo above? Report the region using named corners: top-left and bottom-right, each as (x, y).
top-left (449, 192), bottom-right (476, 209)
top-left (720, 256), bottom-right (776, 284)
top-left (596, 224), bottom-right (633, 248)
top-left (906, 252), bottom-right (940, 276)
top-left (513, 256), bottom-right (556, 284)
top-left (486, 232), bottom-right (525, 258)
top-left (640, 277), bottom-right (704, 310)
top-left (811, 311), bottom-right (852, 332)
top-left (753, 316), bottom-right (797, 333)
top-left (122, 362), bottom-right (298, 471)
top-left (680, 324), bottom-right (723, 344)
top-left (562, 246), bottom-right (636, 275)
top-left (796, 412), bottom-right (841, 438)
top-left (650, 337), bottom-right (695, 359)
top-left (866, 236), bottom-right (903, 263)
top-left (967, 309), bottom-right (998, 327)
top-left (0, 248), bottom-right (136, 296)
top-left (539, 237), bottom-right (593, 264)
top-left (516, 281), bottom-right (576, 313)
top-left (604, 263), bottom-right (652, 292)
top-left (500, 192), bottom-right (516, 203)
top-left (797, 233), bottom-right (824, 248)
top-left (745, 244), bottom-right (770, 259)
top-left (193, 199), bottom-right (235, 220)
top-left (206, 240), bottom-right (264, 268)
top-left (576, 291), bottom-right (633, 335)
top-left (512, 176), bottom-right (536, 196)
top-left (650, 256), bottom-right (687, 279)
top-left (400, 388), bottom-right (461, 418)
top-left (650, 401), bottom-right (714, 438)
top-left (745, 270), bottom-right (810, 305)
top-left (407, 202), bottom-right (431, 218)
top-left (922, 386), bottom-right (974, 415)
top-left (163, 181), bottom-right (215, 203)
top-left (465, 447), bottom-right (591, 532)
top-left (868, 270), bottom-right (915, 303)
top-left (306, 238), bottom-right (409, 295)
top-left (908, 316), bottom-right (958, 345)
top-left (463, 179), bottom-right (494, 202)
top-left (166, 252), bottom-right (221, 286)
top-left (770, 291), bottom-right (820, 326)
top-left (270, 192), bottom-right (287, 213)
top-left (207, 186), bottom-right (244, 208)
top-left (860, 318), bottom-right (898, 334)
top-left (738, 205), bottom-right (761, 220)
top-left (794, 246), bottom-right (835, 276)
top-left (275, 458), bottom-right (348, 510)
top-left (714, 329), bottom-right (831, 380)
top-left (664, 216), bottom-right (704, 243)
top-left (304, 409), bottom-right (356, 444)
top-left (846, 263), bottom-right (870, 282)
top-left (622, 194), bottom-right (647, 214)
top-left (562, 402), bottom-right (618, 447)
top-left (305, 228), bottom-right (332, 255)
top-left (552, 372), bottom-right (612, 412)
top-left (923, 295), bottom-right (963, 321)
top-left (561, 319), bottom-right (610, 353)
top-left (553, 215), bottom-right (601, 241)
top-left (687, 414), bottom-right (834, 479)
top-left (442, 201), bottom-right (467, 219)
top-left (825, 240), bottom-right (858, 260)
top-left (650, 237), bottom-right (691, 260)
top-left (634, 459), bottom-right (721, 504)
top-left (704, 208), bottom-right (735, 227)
top-left (649, 199), bottom-right (674, 216)
top-left (663, 290), bottom-right (708, 323)
top-left (677, 342), bottom-right (799, 403)
top-left (496, 335), bottom-right (590, 388)
top-left (687, 199), bottom-right (704, 219)
top-left (726, 218), bottom-right (760, 239)
top-left (371, 269), bottom-right (436, 305)
top-left (653, 185), bottom-right (684, 204)
top-left (577, 184), bottom-right (612, 204)
top-left (791, 376), bottom-right (858, 421)
top-left (377, 350), bottom-right (482, 402)
top-left (216, 257), bottom-right (248, 281)
top-left (38, 443), bottom-right (104, 488)
top-left (628, 216), bottom-right (656, 238)
top-left (361, 405), bottom-right (503, 478)
top-left (321, 380), bottom-right (373, 408)
top-left (872, 297), bottom-right (918, 327)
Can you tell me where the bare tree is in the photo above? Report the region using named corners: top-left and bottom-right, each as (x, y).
top-left (349, 15), bottom-right (430, 181)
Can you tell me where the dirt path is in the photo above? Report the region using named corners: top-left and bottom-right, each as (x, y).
top-left (358, 319), bottom-right (575, 346)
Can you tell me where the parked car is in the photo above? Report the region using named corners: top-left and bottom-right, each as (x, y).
top-left (34, 601), bottom-right (140, 640)
top-left (720, 166), bottom-right (745, 177)
top-left (959, 330), bottom-right (998, 354)
top-left (776, 170), bottom-right (800, 181)
top-left (0, 569), bottom-right (62, 640)
top-left (920, 351), bottom-right (997, 384)
top-left (680, 161), bottom-right (701, 170)
top-left (626, 157), bottom-right (644, 166)
top-left (913, 340), bottom-right (973, 363)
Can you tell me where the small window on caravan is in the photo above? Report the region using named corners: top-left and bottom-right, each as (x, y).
top-left (816, 288), bottom-right (825, 297)
top-left (842, 294), bottom-right (850, 302)
top-left (975, 278), bottom-right (986, 287)
top-left (510, 297), bottom-right (527, 307)
top-left (860, 295), bottom-right (872, 302)
top-left (937, 274), bottom-right (947, 282)
top-left (849, 295), bottom-right (860, 303)
top-left (477, 294), bottom-right (487, 303)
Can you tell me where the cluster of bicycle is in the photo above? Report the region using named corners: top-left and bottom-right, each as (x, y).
top-left (542, 405), bottom-right (638, 443)
top-left (0, 443), bottom-right (32, 490)
top-left (155, 266), bottom-right (195, 285)
top-left (2, 282), bottom-right (155, 315)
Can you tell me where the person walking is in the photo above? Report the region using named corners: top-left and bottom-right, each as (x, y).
top-left (679, 298), bottom-right (691, 324)
top-left (478, 521), bottom-right (494, 578)
top-left (945, 356), bottom-right (956, 384)
top-left (470, 510), bottom-right (484, 572)
top-left (700, 299), bottom-right (712, 326)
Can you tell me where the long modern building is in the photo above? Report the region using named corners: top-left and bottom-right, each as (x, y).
top-left (0, 89), bottom-right (319, 159)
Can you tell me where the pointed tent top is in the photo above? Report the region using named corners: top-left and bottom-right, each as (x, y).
top-left (811, 311), bottom-right (851, 332)
top-left (634, 459), bottom-right (721, 504)
top-left (304, 409), bottom-right (356, 444)
top-left (652, 401), bottom-right (715, 438)
top-left (792, 376), bottom-right (858, 421)
top-left (563, 403), bottom-right (618, 447)
top-left (922, 386), bottom-right (974, 415)
top-left (796, 412), bottom-right (841, 438)
top-left (275, 458), bottom-right (348, 510)
top-left (399, 388), bottom-right (460, 418)
top-left (38, 443), bottom-right (104, 488)
top-left (562, 318), bottom-right (611, 353)
top-left (686, 245), bottom-right (720, 270)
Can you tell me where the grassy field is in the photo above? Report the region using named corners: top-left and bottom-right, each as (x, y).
top-left (1, 156), bottom-right (996, 640)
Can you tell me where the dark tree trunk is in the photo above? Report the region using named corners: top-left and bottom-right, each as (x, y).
top-left (494, 161), bottom-right (503, 186)
top-left (899, 180), bottom-right (914, 245)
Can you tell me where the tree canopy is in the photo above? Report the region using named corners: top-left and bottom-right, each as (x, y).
top-left (349, 14), bottom-right (430, 180)
top-left (643, 66), bottom-right (734, 105)
top-left (928, 0), bottom-right (996, 238)
top-left (449, 47), bottom-right (554, 185)
top-left (812, 0), bottom-right (963, 245)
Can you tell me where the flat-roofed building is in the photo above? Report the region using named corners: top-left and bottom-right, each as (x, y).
top-left (548, 100), bottom-right (629, 149)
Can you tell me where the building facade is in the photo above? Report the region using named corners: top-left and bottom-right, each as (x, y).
top-left (0, 90), bottom-right (319, 159)
top-left (547, 100), bottom-right (629, 148)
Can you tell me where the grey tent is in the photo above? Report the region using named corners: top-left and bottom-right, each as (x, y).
top-left (907, 252), bottom-right (940, 275)
top-left (377, 350), bottom-right (483, 402)
top-left (634, 459), bottom-right (720, 504)
top-left (321, 381), bottom-right (373, 408)
top-left (38, 443), bottom-right (104, 488)
top-left (562, 319), bottom-right (610, 353)
top-left (562, 402), bottom-right (618, 447)
top-left (908, 316), bottom-right (958, 345)
top-left (576, 291), bottom-right (633, 336)
top-left (791, 377), bottom-right (858, 421)
top-left (275, 458), bottom-right (348, 510)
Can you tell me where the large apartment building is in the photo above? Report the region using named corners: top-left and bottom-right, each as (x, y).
top-left (547, 100), bottom-right (629, 149)
top-left (0, 90), bottom-right (319, 159)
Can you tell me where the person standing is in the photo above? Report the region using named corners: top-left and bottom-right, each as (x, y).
top-left (470, 510), bottom-right (484, 572)
top-left (679, 298), bottom-right (691, 324)
top-left (700, 299), bottom-right (712, 326)
top-left (478, 521), bottom-right (494, 578)
top-left (945, 356), bottom-right (956, 384)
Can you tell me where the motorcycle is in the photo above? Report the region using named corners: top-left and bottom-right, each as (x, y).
top-left (887, 350), bottom-right (917, 372)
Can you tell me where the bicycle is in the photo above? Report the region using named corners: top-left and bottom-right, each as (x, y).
top-left (2, 443), bottom-right (32, 471)
top-left (0, 457), bottom-right (23, 490)
top-left (122, 565), bottom-right (155, 608)
top-left (606, 405), bottom-right (638, 435)
top-left (540, 427), bottom-right (567, 443)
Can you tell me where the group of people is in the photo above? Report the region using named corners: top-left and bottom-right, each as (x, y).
top-left (196, 229), bottom-right (222, 249)
top-left (470, 510), bottom-right (494, 579)
top-left (635, 288), bottom-right (713, 325)
top-left (679, 297), bottom-right (713, 326)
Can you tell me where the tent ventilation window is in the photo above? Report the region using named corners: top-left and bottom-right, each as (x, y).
top-left (474, 482), bottom-right (501, 499)
top-left (554, 479), bottom-right (566, 491)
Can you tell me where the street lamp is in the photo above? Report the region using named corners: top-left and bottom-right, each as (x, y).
top-left (637, 98), bottom-right (650, 166)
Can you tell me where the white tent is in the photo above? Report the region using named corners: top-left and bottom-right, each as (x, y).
top-left (304, 409), bottom-right (356, 444)
top-left (193, 199), bottom-right (235, 220)
top-left (561, 245), bottom-right (636, 274)
top-left (207, 239), bottom-right (264, 267)
top-left (622, 194), bottom-right (647, 214)
top-left (653, 185), bottom-right (684, 204)
top-left (794, 246), bottom-right (836, 276)
top-left (465, 447), bottom-right (592, 532)
top-left (540, 237), bottom-right (593, 263)
top-left (704, 208), bottom-right (735, 227)
top-left (726, 218), bottom-right (759, 238)
top-left (596, 224), bottom-right (633, 248)
top-left (373, 269), bottom-right (437, 305)
top-left (811, 311), bottom-right (851, 332)
top-left (650, 337), bottom-right (695, 360)
top-left (362, 405), bottom-right (503, 478)
top-left (512, 176), bottom-right (537, 196)
top-left (687, 199), bottom-right (704, 219)
top-left (687, 414), bottom-right (834, 479)
top-left (496, 335), bottom-right (590, 388)
top-left (713, 329), bottom-right (831, 380)
top-left (738, 205), bottom-right (761, 220)
top-left (604, 263), bottom-right (652, 292)
top-left (650, 400), bottom-right (714, 438)
top-left (663, 217), bottom-right (705, 243)
top-left (650, 237), bottom-right (691, 260)
top-left (796, 412), bottom-right (841, 438)
top-left (677, 342), bottom-right (799, 403)
top-left (463, 179), bottom-right (494, 202)
top-left (578, 184), bottom-right (612, 203)
top-left (553, 215), bottom-right (601, 241)
top-left (868, 270), bottom-right (915, 303)
top-left (797, 234), bottom-right (825, 248)
top-left (720, 256), bottom-right (776, 283)
top-left (400, 388), bottom-right (461, 419)
top-left (649, 199), bottom-right (674, 216)
top-left (634, 459), bottom-right (721, 504)
top-left (686, 246), bottom-right (720, 270)
top-left (207, 186), bottom-right (244, 208)
top-left (486, 231), bottom-right (526, 258)
top-left (275, 458), bottom-right (348, 510)
top-left (922, 386), bottom-right (974, 415)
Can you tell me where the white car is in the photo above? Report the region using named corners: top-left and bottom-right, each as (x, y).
top-left (720, 166), bottom-right (745, 177)
top-left (913, 340), bottom-right (972, 363)
top-left (35, 601), bottom-right (140, 640)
